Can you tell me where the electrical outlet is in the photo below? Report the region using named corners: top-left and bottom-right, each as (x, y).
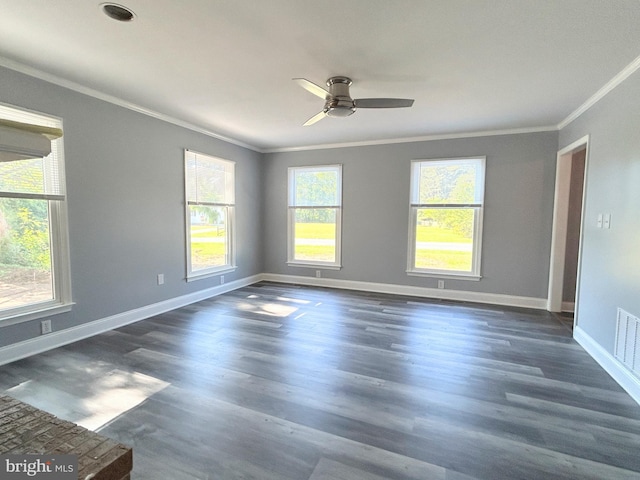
top-left (316, 270), bottom-right (321, 278)
top-left (157, 273), bottom-right (165, 285)
top-left (438, 280), bottom-right (445, 289)
top-left (220, 275), bottom-right (225, 285)
top-left (41, 319), bottom-right (52, 335)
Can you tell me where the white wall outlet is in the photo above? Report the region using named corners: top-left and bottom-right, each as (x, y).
top-left (597, 213), bottom-right (603, 228)
top-left (316, 270), bottom-right (321, 278)
top-left (220, 275), bottom-right (225, 285)
top-left (41, 319), bottom-right (52, 335)
top-left (438, 280), bottom-right (445, 289)
top-left (157, 273), bottom-right (165, 285)
top-left (603, 213), bottom-right (611, 229)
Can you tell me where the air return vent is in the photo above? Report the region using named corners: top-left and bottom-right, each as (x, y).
top-left (615, 308), bottom-right (640, 378)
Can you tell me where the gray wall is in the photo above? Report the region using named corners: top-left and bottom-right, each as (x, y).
top-left (0, 66), bottom-right (263, 348)
top-left (0, 64), bottom-right (567, 353)
top-left (263, 131), bottom-right (559, 298)
top-left (559, 69), bottom-right (640, 353)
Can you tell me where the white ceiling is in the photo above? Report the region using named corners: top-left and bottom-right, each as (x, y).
top-left (1, 0), bottom-right (640, 152)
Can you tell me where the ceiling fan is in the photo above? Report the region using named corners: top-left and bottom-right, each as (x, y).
top-left (293, 76), bottom-right (414, 126)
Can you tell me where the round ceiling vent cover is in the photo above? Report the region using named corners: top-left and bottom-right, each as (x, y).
top-left (101, 3), bottom-right (136, 22)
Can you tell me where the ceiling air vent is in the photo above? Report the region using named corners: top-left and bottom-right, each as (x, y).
top-left (101, 3), bottom-right (136, 22)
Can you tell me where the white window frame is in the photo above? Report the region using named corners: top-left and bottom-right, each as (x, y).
top-left (407, 156), bottom-right (485, 280)
top-left (184, 149), bottom-right (236, 281)
top-left (0, 103), bottom-right (72, 326)
top-left (287, 164), bottom-right (342, 270)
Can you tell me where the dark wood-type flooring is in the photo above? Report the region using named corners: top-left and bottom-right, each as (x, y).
top-left (2, 282), bottom-right (640, 479)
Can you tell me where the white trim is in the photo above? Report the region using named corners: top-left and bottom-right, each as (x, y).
top-left (0, 56), bottom-right (556, 154)
top-left (0, 56), bottom-right (260, 153)
top-left (3, 49), bottom-right (640, 154)
top-left (264, 126), bottom-right (558, 153)
top-left (261, 273), bottom-right (547, 310)
top-left (186, 266), bottom-right (238, 282)
top-left (547, 136), bottom-right (589, 313)
top-left (0, 105), bottom-right (72, 326)
top-left (406, 272), bottom-right (481, 281)
top-left (0, 303), bottom-right (74, 328)
top-left (561, 301), bottom-right (575, 313)
top-left (558, 53), bottom-right (640, 130)
top-left (407, 157), bottom-right (485, 279)
top-left (0, 274), bottom-right (261, 367)
top-left (184, 150), bottom-right (236, 277)
top-left (3, 272), bottom-right (637, 410)
top-left (574, 326), bottom-right (640, 406)
top-left (287, 164), bottom-right (342, 267)
top-left (287, 263), bottom-right (342, 271)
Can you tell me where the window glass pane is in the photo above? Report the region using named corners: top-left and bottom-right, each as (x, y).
top-left (0, 197), bottom-right (53, 309)
top-left (418, 161), bottom-right (479, 204)
top-left (414, 208), bottom-right (474, 272)
top-left (189, 205), bottom-right (228, 271)
top-left (293, 208), bottom-right (336, 263)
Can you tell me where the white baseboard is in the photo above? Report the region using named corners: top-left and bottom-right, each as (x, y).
top-left (261, 273), bottom-right (547, 310)
top-left (4, 273), bottom-right (638, 408)
top-left (0, 274), bottom-right (262, 367)
top-left (0, 273), bottom-right (548, 367)
top-left (562, 301), bottom-right (575, 313)
top-left (574, 326), bottom-right (640, 406)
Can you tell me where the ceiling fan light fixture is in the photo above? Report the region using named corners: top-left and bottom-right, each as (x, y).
top-left (294, 76), bottom-right (414, 126)
top-left (101, 3), bottom-right (136, 22)
top-left (326, 105), bottom-right (356, 118)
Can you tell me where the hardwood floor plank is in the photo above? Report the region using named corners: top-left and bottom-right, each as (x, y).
top-left (412, 416), bottom-right (640, 480)
top-left (2, 282), bottom-right (640, 479)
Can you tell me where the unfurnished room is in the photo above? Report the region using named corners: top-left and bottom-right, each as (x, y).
top-left (1, 1), bottom-right (640, 479)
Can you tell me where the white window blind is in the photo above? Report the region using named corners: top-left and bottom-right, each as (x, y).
top-left (410, 158), bottom-right (485, 207)
top-left (0, 105), bottom-right (64, 200)
top-left (289, 165), bottom-right (341, 207)
top-left (185, 150), bottom-right (234, 206)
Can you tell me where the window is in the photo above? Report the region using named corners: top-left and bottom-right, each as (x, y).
top-left (408, 157), bottom-right (485, 279)
top-left (288, 165), bottom-right (342, 269)
top-left (0, 103), bottom-right (72, 324)
top-left (184, 150), bottom-right (235, 279)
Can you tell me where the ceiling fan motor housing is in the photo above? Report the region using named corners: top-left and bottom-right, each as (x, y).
top-left (325, 76), bottom-right (356, 117)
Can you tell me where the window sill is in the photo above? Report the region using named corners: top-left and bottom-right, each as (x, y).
top-left (0, 302), bottom-right (74, 328)
top-left (406, 271), bottom-right (481, 281)
top-left (187, 266), bottom-right (237, 282)
top-left (287, 262), bottom-right (342, 271)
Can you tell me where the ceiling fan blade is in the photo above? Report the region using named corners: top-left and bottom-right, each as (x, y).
top-left (354, 98), bottom-right (414, 108)
top-left (303, 110), bottom-right (327, 126)
top-left (293, 78), bottom-right (331, 99)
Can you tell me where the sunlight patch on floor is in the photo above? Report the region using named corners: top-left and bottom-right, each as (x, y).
top-left (8, 369), bottom-right (168, 431)
top-left (238, 301), bottom-right (299, 317)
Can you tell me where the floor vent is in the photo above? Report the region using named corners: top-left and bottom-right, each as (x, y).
top-left (615, 308), bottom-right (640, 378)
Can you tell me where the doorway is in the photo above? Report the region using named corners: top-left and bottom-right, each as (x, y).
top-left (547, 136), bottom-right (589, 325)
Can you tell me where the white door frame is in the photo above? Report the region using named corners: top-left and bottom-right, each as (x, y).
top-left (547, 135), bottom-right (589, 314)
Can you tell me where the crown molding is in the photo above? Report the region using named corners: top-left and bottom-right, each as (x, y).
top-left (0, 56), bottom-right (261, 153)
top-left (557, 53), bottom-right (640, 130)
top-left (262, 126), bottom-right (558, 154)
top-left (4, 51), bottom-right (640, 154)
